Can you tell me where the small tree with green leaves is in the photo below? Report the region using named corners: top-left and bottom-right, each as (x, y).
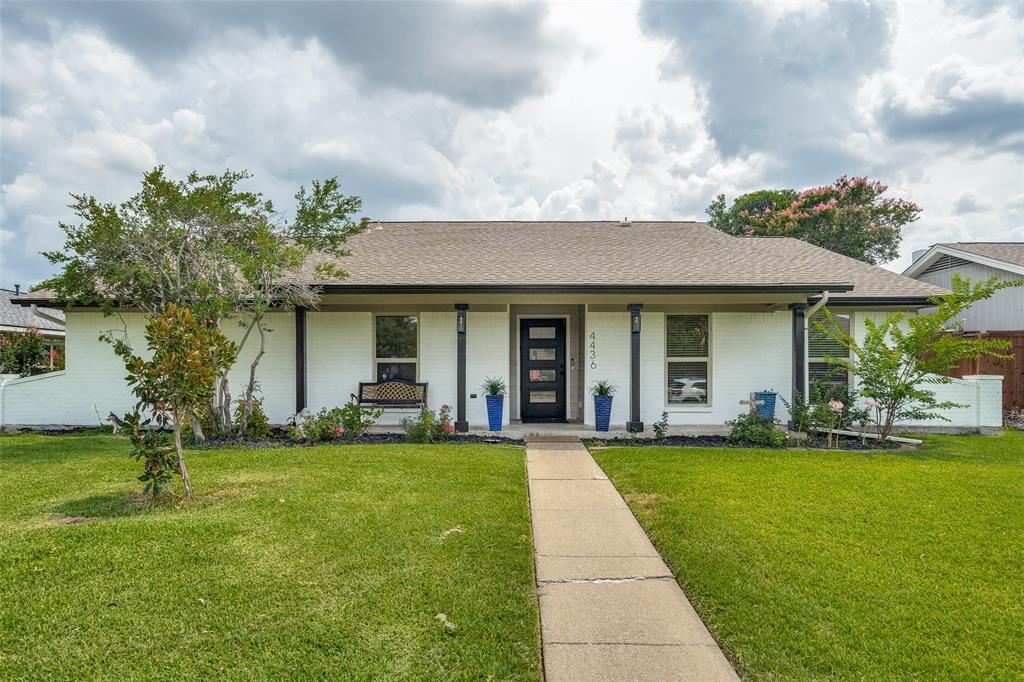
top-left (816, 275), bottom-right (1019, 441)
top-left (41, 167), bottom-right (366, 440)
top-left (109, 304), bottom-right (236, 498)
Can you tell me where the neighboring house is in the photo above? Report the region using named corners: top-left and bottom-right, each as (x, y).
top-left (903, 242), bottom-right (1024, 331)
top-left (904, 242), bottom-right (1024, 411)
top-left (3, 221), bottom-right (1002, 431)
top-left (0, 286), bottom-right (65, 365)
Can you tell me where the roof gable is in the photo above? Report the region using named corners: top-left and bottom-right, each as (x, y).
top-left (903, 243), bottom-right (1024, 278)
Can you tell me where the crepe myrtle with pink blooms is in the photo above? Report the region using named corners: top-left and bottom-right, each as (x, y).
top-left (706, 175), bottom-right (921, 265)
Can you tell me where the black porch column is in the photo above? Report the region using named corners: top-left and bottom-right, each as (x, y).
top-left (790, 303), bottom-right (806, 411)
top-left (455, 304), bottom-right (469, 432)
top-left (627, 304), bottom-right (644, 432)
top-left (295, 306), bottom-right (307, 413)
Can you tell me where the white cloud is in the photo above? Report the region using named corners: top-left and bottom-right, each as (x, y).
top-left (1, 0), bottom-right (1022, 287)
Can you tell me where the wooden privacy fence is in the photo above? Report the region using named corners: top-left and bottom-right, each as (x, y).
top-left (946, 331), bottom-right (1024, 411)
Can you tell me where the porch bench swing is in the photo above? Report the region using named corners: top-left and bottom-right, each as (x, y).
top-left (351, 379), bottom-right (428, 411)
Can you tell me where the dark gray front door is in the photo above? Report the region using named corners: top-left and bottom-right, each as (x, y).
top-left (520, 319), bottom-right (567, 422)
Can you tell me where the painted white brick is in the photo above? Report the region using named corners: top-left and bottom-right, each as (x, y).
top-left (222, 312), bottom-right (295, 424)
top-left (305, 312), bottom-right (373, 413)
top-left (584, 311), bottom-right (631, 427)
top-left (418, 312), bottom-right (457, 422)
top-left (466, 311), bottom-right (511, 427)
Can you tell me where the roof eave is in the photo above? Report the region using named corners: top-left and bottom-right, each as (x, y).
top-left (812, 295), bottom-right (938, 308)
top-left (317, 283), bottom-right (856, 295)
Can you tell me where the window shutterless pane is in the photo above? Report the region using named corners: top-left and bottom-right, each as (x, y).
top-left (528, 369), bottom-right (557, 382)
top-left (377, 362), bottom-right (417, 382)
top-left (376, 316), bottom-right (417, 359)
top-left (666, 315), bottom-right (709, 357)
top-left (808, 313), bottom-right (850, 358)
top-left (529, 390), bottom-right (557, 403)
top-left (529, 348), bottom-right (557, 361)
top-left (528, 326), bottom-right (556, 339)
top-left (667, 361), bottom-right (708, 404)
top-left (809, 362), bottom-right (848, 387)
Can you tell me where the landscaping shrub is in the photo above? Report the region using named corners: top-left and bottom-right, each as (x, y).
top-left (234, 397), bottom-right (271, 439)
top-left (0, 327), bottom-right (48, 377)
top-left (288, 407), bottom-right (344, 442)
top-left (287, 402), bottom-right (383, 442)
top-left (727, 412), bottom-right (785, 448)
top-left (338, 400), bottom-right (382, 438)
top-left (653, 411), bottom-right (670, 439)
top-left (401, 404), bottom-right (454, 443)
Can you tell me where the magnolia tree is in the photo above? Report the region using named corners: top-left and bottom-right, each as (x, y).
top-left (109, 305), bottom-right (236, 498)
top-left (817, 275), bottom-right (1019, 441)
top-left (42, 167), bottom-right (367, 438)
top-left (707, 176), bottom-right (921, 264)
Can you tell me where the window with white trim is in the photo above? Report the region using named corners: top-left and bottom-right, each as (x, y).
top-left (666, 314), bottom-right (710, 405)
top-left (375, 315), bottom-right (417, 382)
top-left (808, 311), bottom-right (850, 393)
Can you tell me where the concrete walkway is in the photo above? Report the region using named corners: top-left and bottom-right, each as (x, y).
top-left (526, 438), bottom-right (738, 681)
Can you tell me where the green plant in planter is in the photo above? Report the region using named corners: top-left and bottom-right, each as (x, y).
top-left (481, 376), bottom-right (508, 396)
top-left (590, 380), bottom-right (617, 396)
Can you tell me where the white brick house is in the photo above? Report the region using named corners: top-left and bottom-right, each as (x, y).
top-left (2, 221), bottom-right (1003, 431)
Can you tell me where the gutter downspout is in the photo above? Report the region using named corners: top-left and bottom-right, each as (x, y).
top-left (805, 291), bottom-right (830, 320)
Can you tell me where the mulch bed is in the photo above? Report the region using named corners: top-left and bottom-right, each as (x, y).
top-left (189, 432), bottom-right (525, 449)
top-left (586, 434), bottom-right (908, 451)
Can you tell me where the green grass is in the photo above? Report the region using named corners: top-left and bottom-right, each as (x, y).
top-left (593, 433), bottom-right (1024, 680)
top-left (0, 435), bottom-right (541, 680)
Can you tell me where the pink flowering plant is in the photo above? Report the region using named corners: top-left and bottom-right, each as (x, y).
top-left (707, 176), bottom-right (921, 265)
top-left (401, 403), bottom-right (455, 443)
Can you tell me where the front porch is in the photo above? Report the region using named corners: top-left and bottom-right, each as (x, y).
top-left (292, 293), bottom-right (816, 432)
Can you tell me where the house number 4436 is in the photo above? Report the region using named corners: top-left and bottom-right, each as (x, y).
top-left (588, 331), bottom-right (598, 370)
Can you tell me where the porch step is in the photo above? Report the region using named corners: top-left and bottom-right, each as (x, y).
top-left (522, 434), bottom-right (583, 444)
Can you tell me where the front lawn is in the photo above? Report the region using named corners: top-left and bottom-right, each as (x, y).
top-left (594, 432), bottom-right (1024, 680)
top-left (0, 435), bottom-right (540, 680)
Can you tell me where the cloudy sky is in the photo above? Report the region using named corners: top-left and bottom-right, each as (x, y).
top-left (2, 0), bottom-right (1022, 286)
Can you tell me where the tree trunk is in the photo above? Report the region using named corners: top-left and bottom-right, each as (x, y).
top-left (190, 410), bottom-right (207, 443)
top-left (237, 316), bottom-right (266, 437)
top-left (220, 375), bottom-right (233, 432)
top-left (173, 421), bottom-right (193, 500)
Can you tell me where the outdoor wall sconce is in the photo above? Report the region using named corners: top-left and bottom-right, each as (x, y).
top-left (456, 305), bottom-right (468, 333)
top-left (629, 304), bottom-right (642, 333)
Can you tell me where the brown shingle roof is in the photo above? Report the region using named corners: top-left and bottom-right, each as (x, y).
top-left (16, 221), bottom-right (948, 303)
top-left (938, 242), bottom-right (1024, 269)
top-left (304, 221), bottom-right (946, 298)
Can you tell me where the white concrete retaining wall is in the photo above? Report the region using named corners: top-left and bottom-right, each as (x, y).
top-left (0, 371), bottom-right (70, 425)
top-left (896, 374), bottom-right (1003, 429)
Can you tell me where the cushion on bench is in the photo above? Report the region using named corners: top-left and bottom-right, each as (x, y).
top-left (354, 380), bottom-right (427, 406)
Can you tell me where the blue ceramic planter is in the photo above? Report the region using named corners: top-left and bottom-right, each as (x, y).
top-left (754, 391), bottom-right (777, 419)
top-left (594, 395), bottom-right (613, 432)
top-left (485, 394), bottom-right (504, 431)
